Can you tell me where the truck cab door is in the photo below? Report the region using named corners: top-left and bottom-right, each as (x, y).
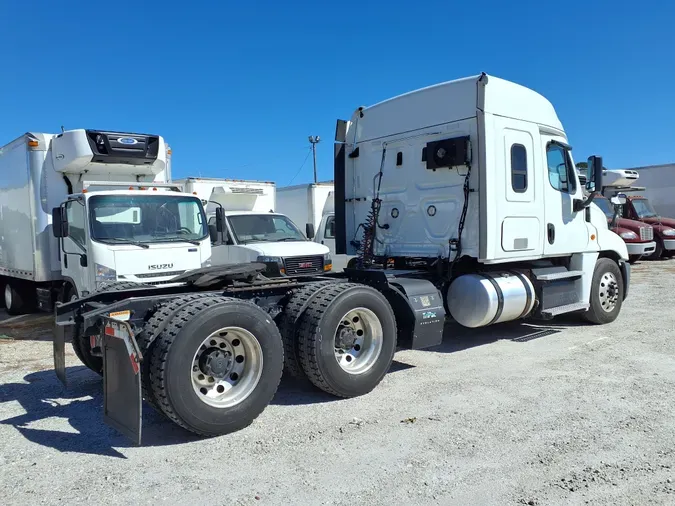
top-left (319, 214), bottom-right (336, 254)
top-left (208, 216), bottom-right (231, 265)
top-left (61, 199), bottom-right (92, 296)
top-left (541, 137), bottom-right (590, 256)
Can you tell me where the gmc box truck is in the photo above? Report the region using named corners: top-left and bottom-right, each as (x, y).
top-left (52, 74), bottom-right (630, 444)
top-left (176, 177), bottom-right (333, 275)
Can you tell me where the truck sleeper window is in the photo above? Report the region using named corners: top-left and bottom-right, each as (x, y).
top-left (510, 144), bottom-right (528, 193)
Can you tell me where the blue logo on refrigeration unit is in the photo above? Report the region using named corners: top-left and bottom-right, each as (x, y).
top-left (118, 137), bottom-right (138, 145)
top-left (422, 311), bottom-right (437, 319)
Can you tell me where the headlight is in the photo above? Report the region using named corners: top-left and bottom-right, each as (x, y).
top-left (323, 253), bottom-right (332, 272)
top-left (620, 231), bottom-right (638, 240)
top-left (661, 228), bottom-right (675, 237)
top-left (256, 256), bottom-right (285, 274)
top-left (95, 263), bottom-right (116, 287)
top-left (201, 258), bottom-right (212, 268)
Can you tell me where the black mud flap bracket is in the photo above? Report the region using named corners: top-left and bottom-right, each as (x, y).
top-left (101, 317), bottom-right (143, 446)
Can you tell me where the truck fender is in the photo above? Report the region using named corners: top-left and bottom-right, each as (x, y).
top-left (383, 278), bottom-right (446, 350)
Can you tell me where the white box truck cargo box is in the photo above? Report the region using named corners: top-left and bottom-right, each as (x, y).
top-left (176, 178), bottom-right (275, 214)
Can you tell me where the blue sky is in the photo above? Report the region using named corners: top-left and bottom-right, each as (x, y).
top-left (1, 1), bottom-right (672, 183)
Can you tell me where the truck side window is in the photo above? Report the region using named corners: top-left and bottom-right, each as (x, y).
top-left (65, 200), bottom-right (86, 248)
top-left (510, 144), bottom-right (528, 193)
top-left (324, 216), bottom-right (335, 239)
top-left (546, 144), bottom-right (577, 194)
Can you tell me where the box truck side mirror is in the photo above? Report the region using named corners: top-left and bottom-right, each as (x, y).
top-left (208, 224), bottom-right (219, 243)
top-left (79, 254), bottom-right (88, 267)
top-left (51, 207), bottom-right (69, 238)
top-left (306, 223), bottom-right (315, 240)
top-left (215, 207), bottom-right (225, 233)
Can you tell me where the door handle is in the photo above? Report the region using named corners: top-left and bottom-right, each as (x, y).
top-left (547, 223), bottom-right (555, 244)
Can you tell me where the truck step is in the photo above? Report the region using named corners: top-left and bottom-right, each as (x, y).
top-left (540, 302), bottom-right (589, 319)
top-left (535, 270), bottom-right (584, 281)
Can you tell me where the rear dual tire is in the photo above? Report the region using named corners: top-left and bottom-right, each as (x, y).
top-left (293, 283), bottom-right (397, 398)
top-left (147, 297), bottom-right (284, 436)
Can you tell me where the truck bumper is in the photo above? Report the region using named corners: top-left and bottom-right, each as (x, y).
top-left (662, 239), bottom-right (675, 251)
top-left (620, 260), bottom-right (631, 300)
top-left (626, 241), bottom-right (656, 256)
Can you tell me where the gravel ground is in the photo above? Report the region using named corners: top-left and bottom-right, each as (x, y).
top-left (1, 260), bottom-right (674, 505)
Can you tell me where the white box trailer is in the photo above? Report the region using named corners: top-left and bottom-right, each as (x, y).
top-left (0, 130), bottom-right (211, 317)
top-left (277, 182), bottom-right (335, 243)
top-left (277, 182), bottom-right (356, 270)
top-left (616, 163), bottom-right (675, 218)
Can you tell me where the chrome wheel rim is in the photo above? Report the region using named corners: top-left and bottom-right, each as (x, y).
top-left (598, 272), bottom-right (619, 313)
top-left (4, 285), bottom-right (11, 309)
top-left (333, 307), bottom-right (383, 375)
top-left (191, 327), bottom-right (263, 408)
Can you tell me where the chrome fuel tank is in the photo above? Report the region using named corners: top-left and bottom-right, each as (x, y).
top-left (446, 271), bottom-right (535, 328)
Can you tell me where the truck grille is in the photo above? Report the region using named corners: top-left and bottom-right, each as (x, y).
top-left (639, 227), bottom-right (653, 241)
top-left (284, 255), bottom-right (323, 275)
top-left (135, 270), bottom-right (186, 279)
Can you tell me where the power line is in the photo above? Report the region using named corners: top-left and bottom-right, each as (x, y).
top-left (287, 147), bottom-right (312, 185)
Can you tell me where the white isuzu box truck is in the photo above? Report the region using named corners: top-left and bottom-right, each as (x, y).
top-left (175, 177), bottom-right (333, 274)
top-left (0, 129), bottom-right (211, 315)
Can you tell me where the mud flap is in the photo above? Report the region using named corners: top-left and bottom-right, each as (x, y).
top-left (53, 322), bottom-right (68, 387)
top-left (101, 317), bottom-right (143, 446)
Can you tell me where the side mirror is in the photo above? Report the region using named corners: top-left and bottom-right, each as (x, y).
top-left (208, 224), bottom-right (218, 243)
top-left (610, 193), bottom-right (627, 206)
top-left (79, 254), bottom-right (88, 267)
top-left (587, 155), bottom-right (604, 194)
top-left (306, 223), bottom-right (315, 239)
top-left (215, 207), bottom-right (225, 233)
top-left (51, 207), bottom-right (68, 238)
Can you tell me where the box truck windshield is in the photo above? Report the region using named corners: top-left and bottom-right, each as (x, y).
top-left (227, 214), bottom-right (306, 244)
top-left (88, 194), bottom-right (208, 245)
top-left (631, 199), bottom-right (658, 219)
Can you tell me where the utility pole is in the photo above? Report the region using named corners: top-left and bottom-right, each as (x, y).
top-left (308, 135), bottom-right (320, 183)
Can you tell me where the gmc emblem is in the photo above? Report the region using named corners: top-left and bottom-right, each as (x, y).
top-left (298, 262), bottom-right (312, 269)
top-left (148, 263), bottom-right (174, 270)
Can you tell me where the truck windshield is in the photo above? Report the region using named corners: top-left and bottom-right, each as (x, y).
top-left (88, 194), bottom-right (208, 245)
top-left (227, 214), bottom-right (305, 244)
top-left (632, 199), bottom-right (658, 218)
top-left (593, 198), bottom-right (615, 219)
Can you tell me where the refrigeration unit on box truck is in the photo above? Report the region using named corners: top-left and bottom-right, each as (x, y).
top-left (0, 130), bottom-right (211, 321)
top-left (175, 177), bottom-right (333, 275)
top-left (52, 73), bottom-right (631, 445)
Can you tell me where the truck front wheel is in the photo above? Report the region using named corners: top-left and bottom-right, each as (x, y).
top-left (297, 283), bottom-right (397, 398)
top-left (583, 258), bottom-right (624, 325)
top-left (149, 297), bottom-right (284, 436)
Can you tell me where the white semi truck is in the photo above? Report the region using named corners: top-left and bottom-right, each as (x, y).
top-left (615, 163), bottom-right (675, 219)
top-left (0, 129), bottom-right (211, 315)
top-left (53, 74), bottom-right (630, 444)
top-left (176, 177), bottom-right (333, 275)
